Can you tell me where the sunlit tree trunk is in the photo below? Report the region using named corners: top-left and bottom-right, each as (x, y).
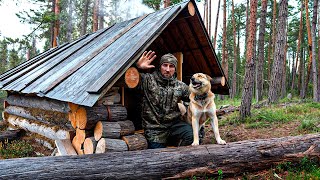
top-left (81, 0), bottom-right (90, 36)
top-left (268, 0), bottom-right (277, 83)
top-left (52, 0), bottom-right (60, 47)
top-left (213, 0), bottom-right (221, 49)
top-left (304, 0), bottom-right (313, 98)
top-left (292, 2), bottom-right (304, 94)
top-left (256, 0), bottom-right (268, 102)
top-left (93, 0), bottom-right (99, 32)
top-left (231, 0), bottom-right (238, 99)
top-left (240, 0), bottom-right (258, 119)
top-left (268, 0), bottom-right (289, 103)
top-left (99, 0), bottom-right (104, 29)
top-left (281, 42), bottom-right (288, 98)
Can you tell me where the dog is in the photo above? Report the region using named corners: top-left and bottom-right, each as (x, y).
top-left (179, 73), bottom-right (226, 146)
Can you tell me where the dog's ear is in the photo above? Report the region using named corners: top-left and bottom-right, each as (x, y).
top-left (205, 74), bottom-right (212, 81)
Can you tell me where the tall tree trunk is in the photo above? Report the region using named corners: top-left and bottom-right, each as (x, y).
top-left (66, 0), bottom-right (73, 42)
top-left (208, 0), bottom-right (212, 37)
top-left (52, 0), bottom-right (60, 47)
top-left (231, 0), bottom-right (238, 99)
top-left (299, 48), bottom-right (306, 98)
top-left (93, 0), bottom-right (99, 32)
top-left (256, 0), bottom-right (268, 102)
top-left (81, 0), bottom-right (90, 36)
top-left (213, 0), bottom-right (221, 49)
top-left (240, 0), bottom-right (258, 119)
top-left (292, 2), bottom-right (304, 94)
top-left (268, 0), bottom-right (289, 103)
top-left (222, 0), bottom-right (228, 86)
top-left (304, 0), bottom-right (313, 97)
top-left (318, 13), bottom-right (320, 100)
top-left (311, 0), bottom-right (319, 101)
top-left (281, 42), bottom-right (288, 98)
top-left (205, 0), bottom-right (209, 31)
top-left (245, 0), bottom-right (249, 48)
top-left (268, 0), bottom-right (277, 83)
top-left (99, 0), bottom-right (104, 29)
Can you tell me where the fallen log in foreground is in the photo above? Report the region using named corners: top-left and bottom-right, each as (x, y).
top-left (0, 133), bottom-right (319, 179)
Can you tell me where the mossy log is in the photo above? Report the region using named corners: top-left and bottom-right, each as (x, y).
top-left (5, 105), bottom-right (69, 128)
top-left (0, 133), bottom-right (318, 179)
top-left (5, 114), bottom-right (74, 140)
top-left (6, 94), bottom-right (70, 113)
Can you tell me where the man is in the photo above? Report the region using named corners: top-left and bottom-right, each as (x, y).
top-left (135, 50), bottom-right (194, 149)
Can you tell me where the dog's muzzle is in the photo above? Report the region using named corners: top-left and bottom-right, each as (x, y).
top-left (191, 77), bottom-right (203, 88)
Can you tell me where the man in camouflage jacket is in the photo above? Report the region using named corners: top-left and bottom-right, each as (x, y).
top-left (136, 51), bottom-right (193, 148)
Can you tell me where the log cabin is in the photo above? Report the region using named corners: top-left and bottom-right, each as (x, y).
top-left (0, 0), bottom-right (229, 155)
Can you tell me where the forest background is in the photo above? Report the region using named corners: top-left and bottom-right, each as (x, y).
top-left (0, 0), bottom-right (319, 119)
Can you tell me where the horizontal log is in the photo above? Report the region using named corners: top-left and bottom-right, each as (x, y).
top-left (5, 114), bottom-right (74, 140)
top-left (94, 120), bottom-right (135, 141)
top-left (76, 105), bottom-right (128, 130)
top-left (95, 138), bottom-right (128, 153)
top-left (0, 133), bottom-right (318, 179)
top-left (0, 129), bottom-right (24, 142)
top-left (6, 94), bottom-right (70, 113)
top-left (122, 134), bottom-right (148, 151)
top-left (5, 106), bottom-right (70, 128)
top-left (96, 93), bottom-right (121, 106)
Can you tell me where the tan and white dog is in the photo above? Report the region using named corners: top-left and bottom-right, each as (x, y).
top-left (179, 73), bottom-right (226, 146)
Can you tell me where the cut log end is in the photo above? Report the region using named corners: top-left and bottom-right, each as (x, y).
top-left (125, 67), bottom-right (140, 88)
top-left (211, 76), bottom-right (225, 86)
top-left (84, 137), bottom-right (97, 154)
top-left (75, 107), bottom-right (87, 129)
top-left (188, 2), bottom-right (195, 16)
top-left (94, 121), bottom-right (103, 141)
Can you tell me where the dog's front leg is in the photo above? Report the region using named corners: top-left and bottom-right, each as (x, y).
top-left (210, 114), bottom-right (226, 145)
top-left (191, 115), bottom-right (200, 146)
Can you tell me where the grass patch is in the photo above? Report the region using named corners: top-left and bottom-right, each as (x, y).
top-left (245, 121), bottom-right (271, 129)
top-left (0, 139), bottom-right (35, 159)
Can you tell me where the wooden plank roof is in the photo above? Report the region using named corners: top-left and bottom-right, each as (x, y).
top-left (0, 0), bottom-right (229, 107)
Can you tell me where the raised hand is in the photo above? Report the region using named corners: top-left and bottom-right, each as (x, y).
top-left (136, 51), bottom-right (157, 70)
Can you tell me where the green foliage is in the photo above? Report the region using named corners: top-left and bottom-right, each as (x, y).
top-left (275, 157), bottom-right (320, 179)
top-left (0, 140), bottom-right (34, 159)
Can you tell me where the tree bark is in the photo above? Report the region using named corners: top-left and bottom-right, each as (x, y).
top-left (268, 0), bottom-right (278, 83)
top-left (221, 0), bottom-right (228, 84)
top-left (94, 120), bottom-right (135, 141)
top-left (256, 0), bottom-right (268, 102)
top-left (208, 0), bottom-right (211, 37)
top-left (80, 0), bottom-right (90, 36)
top-left (213, 0), bottom-right (221, 49)
top-left (122, 134), bottom-right (148, 151)
top-left (304, 0), bottom-right (313, 97)
top-left (292, 2), bottom-right (304, 94)
top-left (311, 0), bottom-right (319, 102)
top-left (95, 138), bottom-right (128, 153)
top-left (0, 133), bottom-right (319, 179)
top-left (66, 0), bottom-right (73, 42)
top-left (93, 0), bottom-right (99, 32)
top-left (231, 0), bottom-right (238, 99)
top-left (98, 0), bottom-right (104, 29)
top-left (5, 114), bottom-right (73, 140)
top-left (268, 0), bottom-right (289, 103)
top-left (5, 106), bottom-right (69, 128)
top-left (6, 94), bottom-right (71, 113)
top-left (52, 0), bottom-right (60, 47)
top-left (240, 0), bottom-right (258, 119)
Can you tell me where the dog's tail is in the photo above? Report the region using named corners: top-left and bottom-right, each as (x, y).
top-left (178, 103), bottom-right (187, 116)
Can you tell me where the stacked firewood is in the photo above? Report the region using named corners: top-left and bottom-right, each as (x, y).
top-left (2, 88), bottom-right (148, 156)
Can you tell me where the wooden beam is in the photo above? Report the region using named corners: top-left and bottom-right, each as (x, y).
top-left (173, 52), bottom-right (183, 81)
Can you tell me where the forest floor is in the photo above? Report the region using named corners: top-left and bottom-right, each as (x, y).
top-left (0, 98), bottom-right (319, 179)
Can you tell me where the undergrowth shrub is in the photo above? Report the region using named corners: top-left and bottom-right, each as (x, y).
top-left (0, 139), bottom-right (34, 159)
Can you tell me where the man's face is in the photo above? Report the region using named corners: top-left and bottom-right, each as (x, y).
top-left (160, 62), bottom-right (175, 78)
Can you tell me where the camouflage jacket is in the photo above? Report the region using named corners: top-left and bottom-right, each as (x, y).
top-left (137, 70), bottom-right (190, 143)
